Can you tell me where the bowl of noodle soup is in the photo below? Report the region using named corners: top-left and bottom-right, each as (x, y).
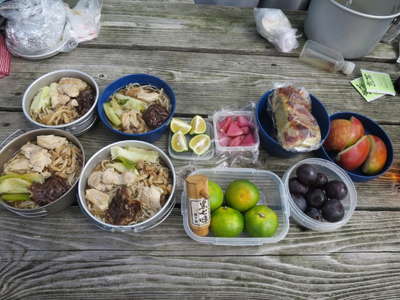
top-left (77, 140), bottom-right (176, 232)
top-left (98, 74), bottom-right (176, 142)
top-left (0, 129), bottom-right (85, 217)
top-left (22, 70), bottom-right (99, 136)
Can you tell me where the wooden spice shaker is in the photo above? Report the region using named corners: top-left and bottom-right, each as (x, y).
top-left (186, 175), bottom-right (211, 237)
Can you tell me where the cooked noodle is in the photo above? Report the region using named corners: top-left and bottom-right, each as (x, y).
top-left (85, 152), bottom-right (172, 226)
top-left (1, 136), bottom-right (83, 209)
top-left (106, 83), bottom-right (170, 134)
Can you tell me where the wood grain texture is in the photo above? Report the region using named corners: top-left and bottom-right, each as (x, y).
top-left (88, 0), bottom-right (397, 62)
top-left (0, 111), bottom-right (398, 209)
top-left (1, 251), bottom-right (400, 299)
top-left (1, 48), bottom-right (400, 123)
top-left (0, 207), bottom-right (400, 256)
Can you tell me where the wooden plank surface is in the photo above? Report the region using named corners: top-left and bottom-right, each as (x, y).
top-left (1, 48), bottom-right (400, 124)
top-left (1, 1), bottom-right (400, 298)
top-left (90, 0), bottom-right (397, 62)
top-left (1, 251), bottom-right (400, 300)
top-left (1, 207), bottom-right (400, 255)
top-left (0, 111), bottom-right (398, 210)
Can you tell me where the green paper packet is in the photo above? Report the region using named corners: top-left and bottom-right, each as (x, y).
top-left (351, 77), bottom-right (385, 102)
top-left (361, 69), bottom-right (396, 96)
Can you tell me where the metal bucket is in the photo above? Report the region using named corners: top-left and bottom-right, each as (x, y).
top-left (305, 0), bottom-right (400, 59)
top-left (0, 129), bottom-right (85, 217)
top-left (194, 0), bottom-right (260, 7)
top-left (22, 70), bottom-right (99, 136)
top-left (258, 0), bottom-right (310, 10)
top-left (77, 140), bottom-right (177, 232)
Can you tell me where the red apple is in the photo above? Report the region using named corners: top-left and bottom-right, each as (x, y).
top-left (349, 117), bottom-right (365, 145)
top-left (325, 117), bottom-right (365, 151)
top-left (324, 119), bottom-right (354, 151)
top-left (336, 135), bottom-right (370, 171)
top-left (362, 135), bottom-right (388, 175)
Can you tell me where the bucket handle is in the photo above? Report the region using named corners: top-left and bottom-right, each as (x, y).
top-left (0, 129), bottom-right (27, 150)
top-left (382, 17), bottom-right (400, 43)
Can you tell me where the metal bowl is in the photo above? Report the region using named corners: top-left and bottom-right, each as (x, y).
top-left (22, 70), bottom-right (99, 136)
top-left (0, 129), bottom-right (85, 218)
top-left (77, 140), bottom-right (177, 232)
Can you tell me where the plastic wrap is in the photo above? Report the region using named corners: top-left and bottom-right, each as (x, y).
top-left (268, 84), bottom-right (322, 152)
top-left (213, 103), bottom-right (260, 165)
top-left (68, 0), bottom-right (102, 43)
top-left (0, 0), bottom-right (102, 58)
top-left (0, 0), bottom-right (68, 55)
top-left (254, 8), bottom-right (299, 53)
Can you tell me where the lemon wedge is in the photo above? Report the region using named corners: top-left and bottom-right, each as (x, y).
top-left (190, 115), bottom-right (207, 135)
top-left (189, 134), bottom-right (211, 155)
top-left (171, 131), bottom-right (188, 152)
top-left (170, 118), bottom-right (192, 134)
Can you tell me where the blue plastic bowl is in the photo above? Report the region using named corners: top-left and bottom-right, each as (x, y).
top-left (316, 112), bottom-right (394, 182)
top-left (256, 89), bottom-right (330, 157)
top-left (98, 74), bottom-right (176, 142)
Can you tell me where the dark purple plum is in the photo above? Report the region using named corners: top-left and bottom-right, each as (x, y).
top-left (289, 178), bottom-right (308, 195)
top-left (291, 193), bottom-right (307, 212)
top-left (306, 188), bottom-right (326, 208)
top-left (322, 199), bottom-right (345, 222)
top-left (305, 207), bottom-right (323, 221)
top-left (296, 164), bottom-right (317, 185)
top-left (314, 173), bottom-right (328, 188)
top-left (325, 180), bottom-right (348, 200)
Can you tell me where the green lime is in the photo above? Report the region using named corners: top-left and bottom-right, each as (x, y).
top-left (208, 180), bottom-right (224, 212)
top-left (210, 206), bottom-right (244, 237)
top-left (225, 180), bottom-right (260, 212)
top-left (245, 205), bottom-right (278, 237)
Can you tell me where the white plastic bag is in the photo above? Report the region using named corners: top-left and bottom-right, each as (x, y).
top-left (254, 8), bottom-right (299, 53)
top-left (68, 0), bottom-right (102, 43)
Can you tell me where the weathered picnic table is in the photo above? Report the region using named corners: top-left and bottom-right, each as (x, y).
top-left (0, 0), bottom-right (399, 298)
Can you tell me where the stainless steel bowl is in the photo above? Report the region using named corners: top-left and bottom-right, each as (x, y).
top-left (22, 70), bottom-right (99, 136)
top-left (0, 129), bottom-right (85, 217)
top-left (78, 140), bottom-right (177, 232)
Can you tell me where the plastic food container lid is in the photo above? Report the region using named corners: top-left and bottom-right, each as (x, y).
top-left (181, 167), bottom-right (290, 246)
top-left (283, 158), bottom-right (357, 232)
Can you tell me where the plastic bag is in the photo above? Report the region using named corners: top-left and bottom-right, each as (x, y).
top-left (0, 0), bottom-right (102, 58)
top-left (254, 8), bottom-right (299, 53)
top-left (213, 103), bottom-right (260, 165)
top-left (68, 0), bottom-right (102, 43)
top-left (268, 83), bottom-right (322, 152)
top-left (0, 0), bottom-right (68, 55)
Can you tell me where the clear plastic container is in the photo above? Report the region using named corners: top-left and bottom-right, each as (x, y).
top-left (283, 158), bottom-right (357, 232)
top-left (213, 111), bottom-right (260, 154)
top-left (300, 40), bottom-right (356, 75)
top-left (168, 118), bottom-right (214, 161)
top-left (181, 167), bottom-right (290, 246)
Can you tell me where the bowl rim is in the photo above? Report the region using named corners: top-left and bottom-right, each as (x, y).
top-left (256, 89), bottom-right (331, 151)
top-left (22, 69), bottom-right (100, 129)
top-left (320, 111), bottom-right (394, 180)
top-left (283, 158), bottom-right (357, 231)
top-left (0, 128), bottom-right (85, 212)
top-left (97, 73), bottom-right (176, 137)
top-left (77, 140), bottom-right (177, 230)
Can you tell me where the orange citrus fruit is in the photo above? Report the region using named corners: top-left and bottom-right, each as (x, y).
top-left (225, 180), bottom-right (260, 212)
